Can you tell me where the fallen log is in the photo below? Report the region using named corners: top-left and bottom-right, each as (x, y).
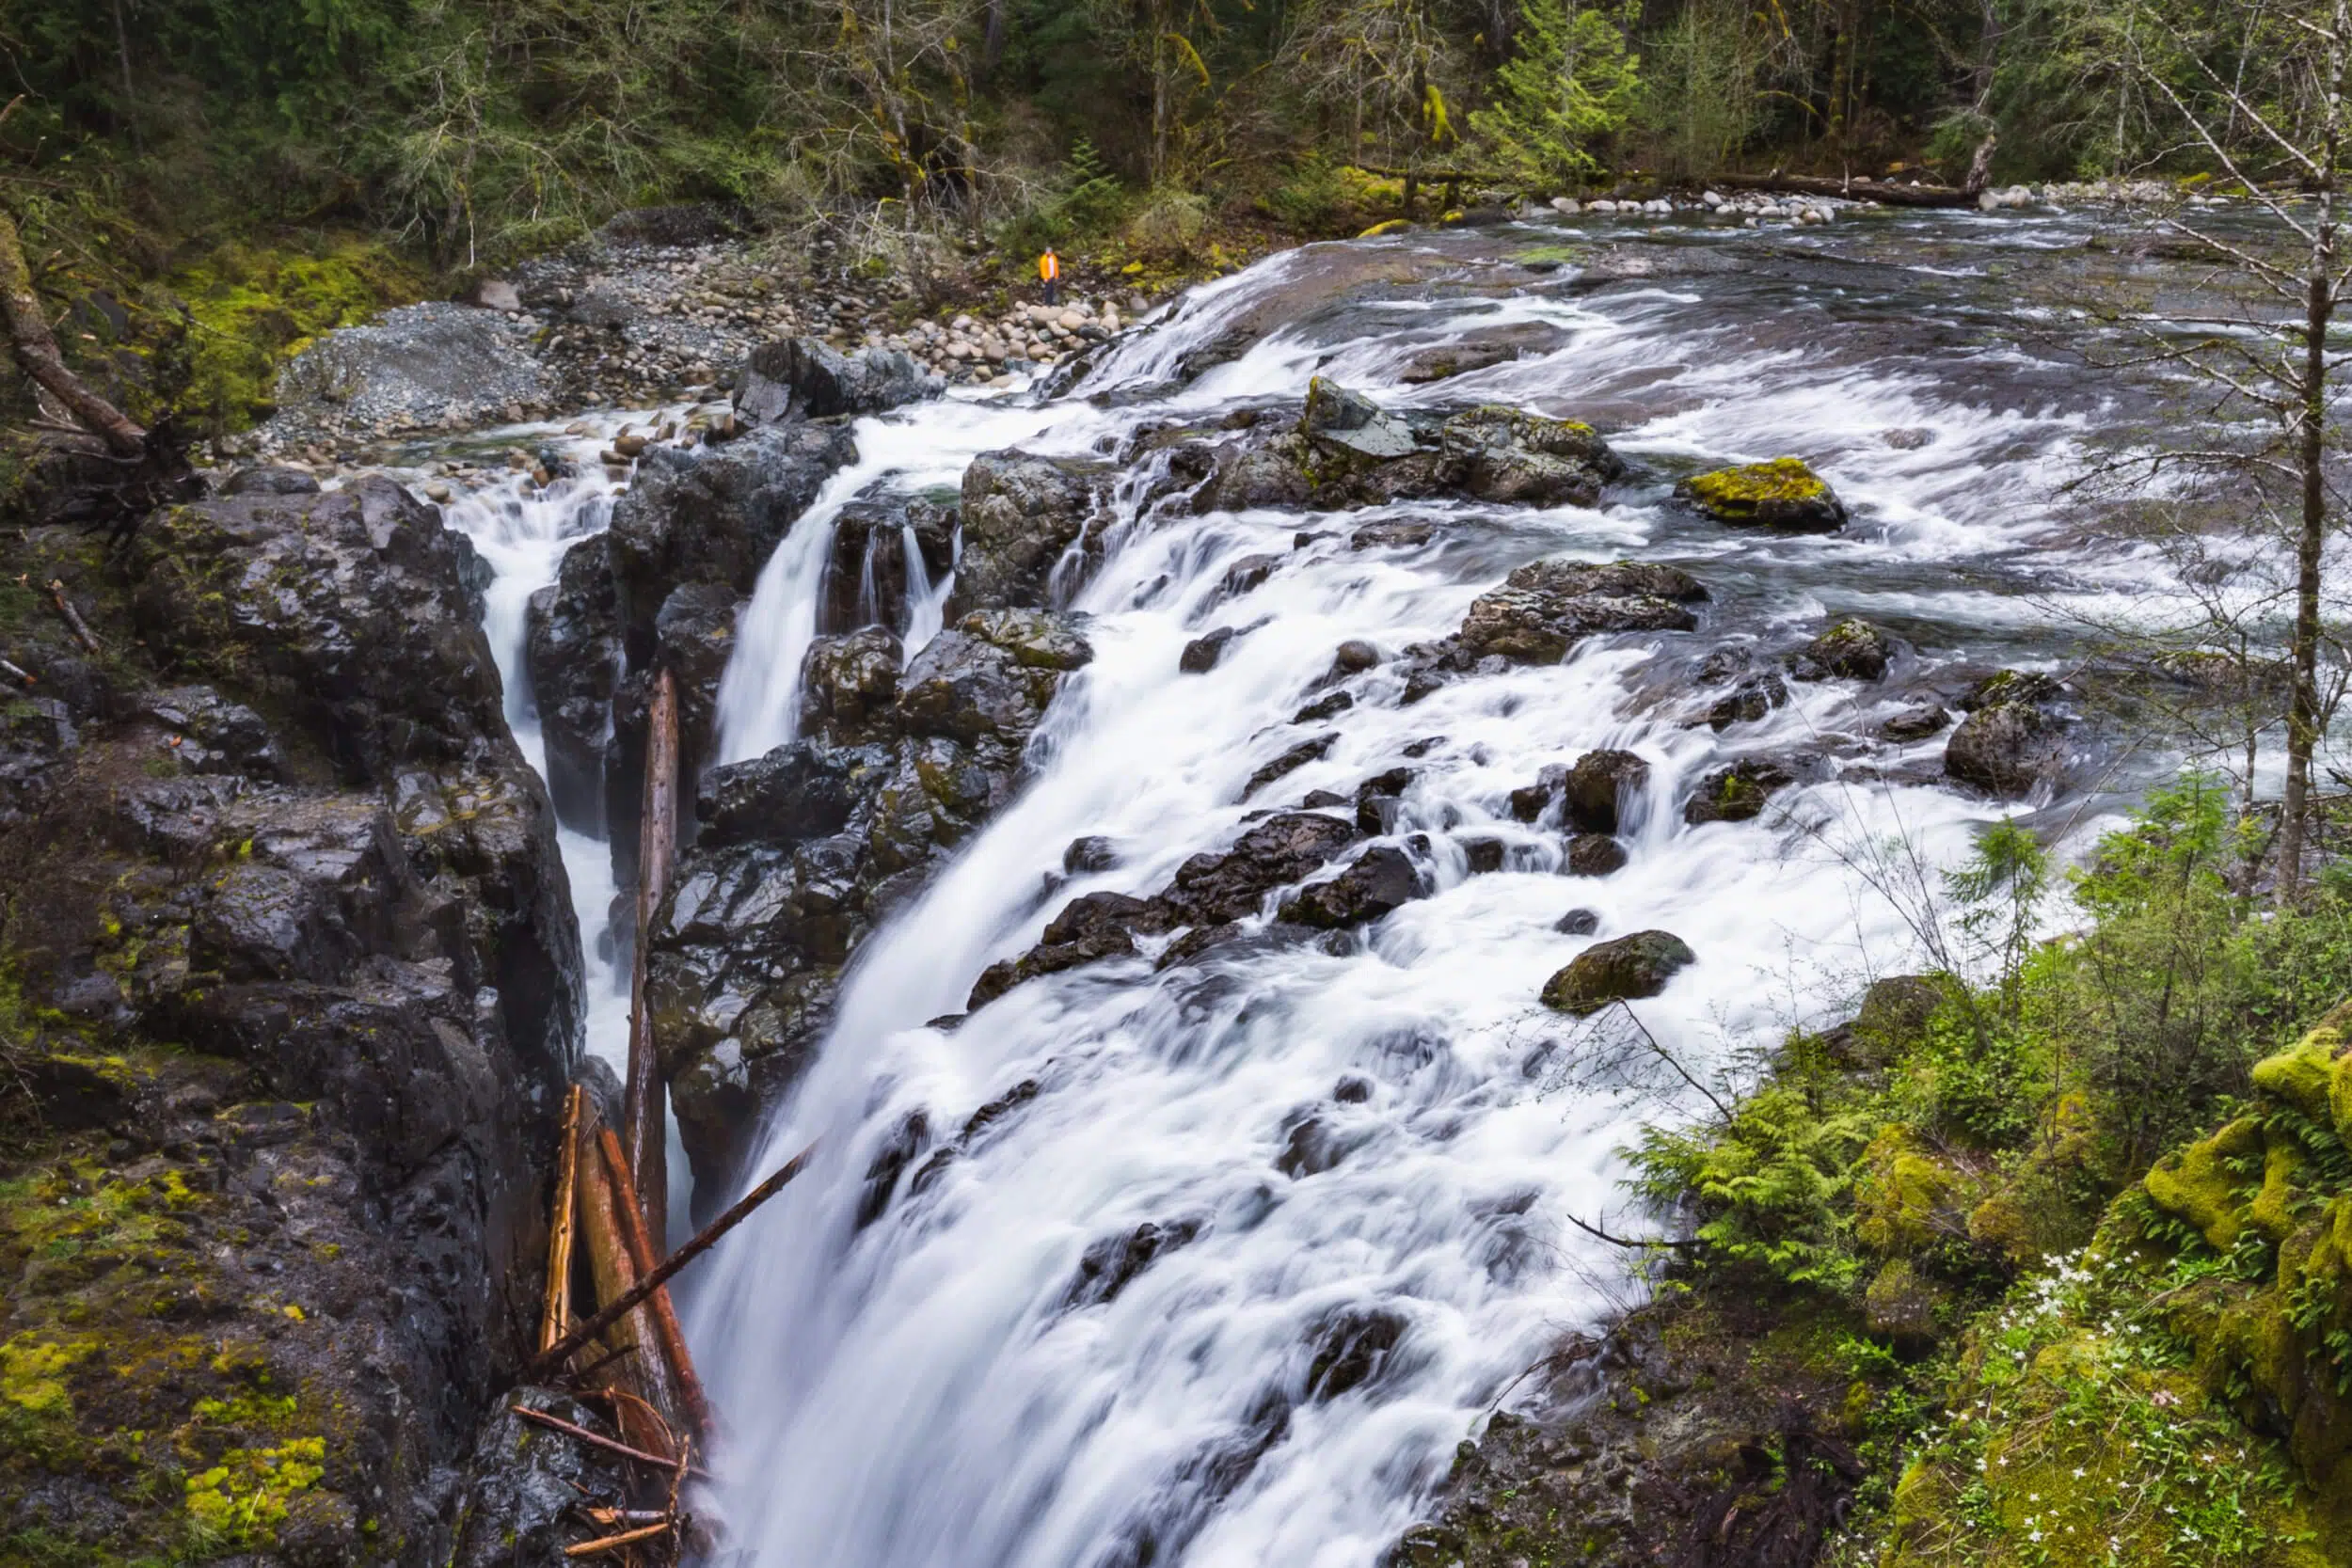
top-left (508, 1404), bottom-right (708, 1477)
top-left (1708, 170), bottom-right (1978, 208)
top-left (1, 657), bottom-right (31, 687)
top-left (597, 1126), bottom-right (713, 1439)
top-left (539, 1085), bottom-right (585, 1354)
top-left (576, 1116), bottom-right (686, 1456)
top-left (0, 210), bottom-right (145, 458)
top-left (623, 667), bottom-right (680, 1240)
top-left (527, 1140), bottom-right (818, 1378)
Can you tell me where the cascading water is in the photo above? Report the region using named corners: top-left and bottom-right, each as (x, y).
top-left (425, 211), bottom-right (2195, 1567)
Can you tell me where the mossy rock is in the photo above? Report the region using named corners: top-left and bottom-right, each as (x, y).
top-left (1864, 1257), bottom-right (1946, 1344)
top-left (2145, 1113), bottom-right (2265, 1252)
top-left (2253, 1022), bottom-right (2345, 1128)
top-left (1676, 457), bottom-right (1847, 532)
top-left (1540, 929), bottom-right (1696, 1014)
top-left (1854, 1125), bottom-right (1980, 1255)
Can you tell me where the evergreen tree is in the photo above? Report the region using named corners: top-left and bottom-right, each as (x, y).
top-left (1470, 0), bottom-right (1642, 183)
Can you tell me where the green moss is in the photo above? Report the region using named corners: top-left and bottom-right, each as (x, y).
top-left (168, 239), bottom-right (423, 436)
top-left (2145, 1114), bottom-right (2265, 1251)
top-left (2254, 1026), bottom-right (2343, 1127)
top-left (1854, 1127), bottom-right (1981, 1256)
top-left (1678, 456), bottom-right (1833, 521)
top-left (182, 1434), bottom-right (326, 1549)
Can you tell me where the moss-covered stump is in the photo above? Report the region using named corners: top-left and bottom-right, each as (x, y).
top-left (1677, 457), bottom-right (1849, 532)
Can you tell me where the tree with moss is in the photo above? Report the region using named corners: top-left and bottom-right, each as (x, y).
top-left (1470, 0), bottom-right (1642, 185)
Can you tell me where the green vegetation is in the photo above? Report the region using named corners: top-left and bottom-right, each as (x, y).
top-left (1611, 780), bottom-right (2352, 1564)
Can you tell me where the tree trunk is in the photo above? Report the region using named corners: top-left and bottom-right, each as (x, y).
top-left (0, 211), bottom-right (147, 457)
top-left (577, 1113), bottom-right (686, 1455)
top-left (623, 668), bottom-right (679, 1243)
top-left (2280, 227), bottom-right (2335, 895)
top-left (596, 1127), bottom-right (713, 1440)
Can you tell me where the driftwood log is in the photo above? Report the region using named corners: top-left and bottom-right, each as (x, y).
top-left (623, 668), bottom-right (680, 1241)
top-left (574, 1102), bottom-right (688, 1457)
top-left (528, 1139), bottom-right (818, 1379)
top-left (597, 1126), bottom-right (714, 1438)
top-left (539, 1085), bottom-right (585, 1354)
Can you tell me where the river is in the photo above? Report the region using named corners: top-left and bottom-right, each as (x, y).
top-left (429, 205), bottom-right (2214, 1568)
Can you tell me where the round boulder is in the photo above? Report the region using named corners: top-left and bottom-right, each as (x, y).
top-left (1542, 929), bottom-right (1697, 1014)
top-left (1676, 457), bottom-right (1847, 532)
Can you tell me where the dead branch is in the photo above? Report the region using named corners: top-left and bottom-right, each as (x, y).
top-left (45, 580), bottom-right (100, 654)
top-left (0, 657), bottom-right (30, 686)
top-left (1708, 171), bottom-right (1979, 208)
top-left (527, 1140), bottom-right (818, 1379)
top-left (508, 1404), bottom-right (708, 1476)
top-left (563, 1522), bottom-right (673, 1558)
top-left (576, 1121), bottom-right (685, 1456)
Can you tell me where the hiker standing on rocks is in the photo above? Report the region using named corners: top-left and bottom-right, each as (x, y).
top-left (1040, 247), bottom-right (1060, 306)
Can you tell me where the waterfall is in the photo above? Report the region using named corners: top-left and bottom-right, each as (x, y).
top-left (424, 214), bottom-right (2181, 1567)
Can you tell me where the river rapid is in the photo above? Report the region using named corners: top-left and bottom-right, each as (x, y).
top-left (428, 207), bottom-right (2206, 1568)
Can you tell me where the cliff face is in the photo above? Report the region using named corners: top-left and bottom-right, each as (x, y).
top-left (1, 476), bottom-right (582, 1567)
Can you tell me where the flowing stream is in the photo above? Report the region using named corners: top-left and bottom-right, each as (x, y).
top-left (431, 208), bottom-right (2204, 1568)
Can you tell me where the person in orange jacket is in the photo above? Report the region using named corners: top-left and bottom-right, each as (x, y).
top-left (1040, 247), bottom-right (1060, 306)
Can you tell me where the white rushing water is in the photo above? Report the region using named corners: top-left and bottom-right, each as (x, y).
top-left (432, 216), bottom-right (2168, 1568)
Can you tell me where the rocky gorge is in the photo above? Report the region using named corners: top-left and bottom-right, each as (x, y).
top-left (1, 199), bottom-right (2308, 1568)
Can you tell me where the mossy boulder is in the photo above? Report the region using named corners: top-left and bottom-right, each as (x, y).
top-left (1854, 1126), bottom-right (1984, 1256)
top-left (1676, 457), bottom-right (1848, 532)
top-left (1541, 929), bottom-right (1696, 1014)
top-left (2144, 1114), bottom-right (2265, 1251)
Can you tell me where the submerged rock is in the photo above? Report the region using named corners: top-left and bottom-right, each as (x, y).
top-left (1542, 929), bottom-right (1697, 1013)
top-left (823, 496), bottom-right (958, 633)
top-left (1677, 456), bottom-right (1847, 531)
top-left (1788, 616), bottom-right (1896, 681)
top-left (1454, 559), bottom-right (1708, 666)
top-left (1683, 757), bottom-right (1800, 825)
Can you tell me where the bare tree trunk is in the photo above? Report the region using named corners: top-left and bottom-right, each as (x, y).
top-left (2279, 16), bottom-right (2344, 896)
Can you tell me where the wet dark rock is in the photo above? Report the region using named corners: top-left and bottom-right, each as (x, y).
top-left (653, 580), bottom-right (741, 768)
top-left (1245, 734), bottom-right (1338, 797)
top-left (1183, 626), bottom-right (1240, 673)
top-left (1063, 1218), bottom-right (1203, 1308)
top-left (736, 335), bottom-right (945, 421)
top-left (967, 891), bottom-right (1152, 1007)
top-left (1454, 559), bottom-right (1708, 665)
top-left (1438, 404), bottom-right (1629, 506)
top-left (525, 532), bottom-right (622, 832)
top-left (1684, 758), bottom-right (1799, 825)
top-left (1218, 552), bottom-right (1285, 600)
top-left (697, 740), bottom-right (886, 847)
top-left (1194, 381), bottom-right (1626, 514)
top-left (1555, 908), bottom-right (1600, 935)
top-left (144, 685), bottom-right (280, 778)
top-left (947, 450), bottom-right (1114, 619)
top-left (1278, 845), bottom-right (1425, 927)
top-left (1706, 671), bottom-right (1789, 730)
top-left (1561, 748), bottom-right (1648, 832)
top-left (1565, 834), bottom-right (1629, 877)
top-left (1300, 788), bottom-right (1349, 809)
top-left (1331, 639), bottom-right (1382, 674)
top-left (1542, 929), bottom-right (1696, 1013)
top-left (822, 496), bottom-right (958, 632)
top-left (1788, 617), bottom-right (1896, 682)
top-left (221, 465), bottom-right (323, 496)
top-left (655, 610), bottom-right (1092, 1206)
top-left (800, 626), bottom-right (906, 745)
top-left (447, 1388), bottom-right (628, 1568)
top-left (1878, 701), bottom-right (1952, 742)
top-left (1163, 813), bottom-right (1361, 927)
top-left (1946, 682), bottom-right (2073, 797)
top-left (607, 419), bottom-right (859, 639)
top-left (1334, 1073), bottom-right (1374, 1102)
top-left (1293, 689), bottom-right (1354, 724)
top-left (1306, 1306), bottom-right (1408, 1400)
top-left (134, 478), bottom-right (513, 784)
top-left (1351, 520), bottom-right (1436, 549)
top-left (1277, 1114), bottom-right (1372, 1179)
top-left (1064, 835), bottom-right (1120, 873)
top-left (1462, 835), bottom-right (1507, 874)
top-left (856, 1111), bottom-right (933, 1228)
